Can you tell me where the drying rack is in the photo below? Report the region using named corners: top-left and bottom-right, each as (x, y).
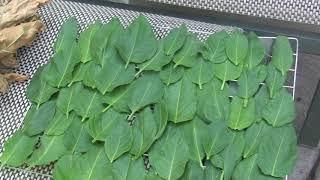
top-left (0, 0), bottom-right (298, 179)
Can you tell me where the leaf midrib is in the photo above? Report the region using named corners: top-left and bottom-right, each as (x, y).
top-left (271, 136), bottom-right (285, 176)
top-left (87, 149), bottom-right (103, 180)
top-left (272, 94), bottom-right (285, 126)
top-left (166, 28), bottom-right (182, 55)
top-left (174, 80), bottom-right (183, 123)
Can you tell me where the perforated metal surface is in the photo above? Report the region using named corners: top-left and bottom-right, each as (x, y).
top-left (0, 0), bottom-right (298, 179)
top-left (149, 0), bottom-right (320, 25)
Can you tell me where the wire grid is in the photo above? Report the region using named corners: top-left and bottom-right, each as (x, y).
top-left (0, 0), bottom-right (298, 179)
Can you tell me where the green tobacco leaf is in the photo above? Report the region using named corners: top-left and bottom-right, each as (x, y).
top-left (243, 121), bottom-right (271, 158)
top-left (197, 78), bottom-right (230, 123)
top-left (104, 119), bottom-right (132, 162)
top-left (27, 66), bottom-right (58, 108)
top-left (154, 101), bottom-right (169, 139)
top-left (103, 85), bottom-right (131, 113)
top-left (127, 72), bottom-right (164, 118)
top-left (56, 83), bottom-right (80, 117)
top-left (23, 101), bottom-right (56, 136)
top-left (182, 117), bottom-right (206, 168)
top-left (149, 126), bottom-right (189, 180)
top-left (225, 31), bottom-right (248, 65)
top-left (233, 154), bottom-right (280, 180)
top-left (71, 83), bottom-right (104, 121)
top-left (271, 36), bottom-right (294, 75)
top-left (28, 134), bottom-right (67, 166)
top-left (130, 107), bottom-right (158, 158)
top-left (163, 25), bottom-right (188, 56)
top-left (201, 31), bottom-right (228, 63)
top-left (111, 155), bottom-right (147, 180)
top-left (159, 63), bottom-right (184, 86)
top-left (95, 48), bottom-right (135, 94)
top-left (73, 145), bottom-right (113, 180)
top-left (44, 41), bottom-right (80, 88)
top-left (203, 121), bottom-right (231, 160)
top-left (186, 58), bottom-right (214, 89)
top-left (87, 108), bottom-right (127, 143)
top-left (228, 97), bottom-right (256, 130)
top-left (116, 15), bottom-right (157, 68)
top-left (54, 18), bottom-right (78, 53)
top-left (136, 40), bottom-right (173, 76)
top-left (92, 18), bottom-right (123, 66)
top-left (204, 163), bottom-right (223, 180)
top-left (70, 61), bottom-right (100, 88)
top-left (219, 132), bottom-right (245, 180)
top-left (53, 154), bottom-right (79, 180)
top-left (79, 22), bottom-right (101, 63)
top-left (64, 117), bottom-right (92, 153)
top-left (0, 130), bottom-right (37, 167)
top-left (45, 109), bottom-right (74, 136)
top-left (164, 77), bottom-right (197, 123)
top-left (173, 34), bottom-right (202, 68)
top-left (258, 125), bottom-right (298, 177)
top-left (180, 160), bottom-right (205, 180)
top-left (244, 32), bottom-right (265, 69)
top-left (237, 65), bottom-right (267, 105)
top-left (265, 64), bottom-right (286, 98)
top-left (262, 89), bottom-right (295, 127)
top-left (254, 86), bottom-right (270, 121)
top-left (213, 59), bottom-right (243, 90)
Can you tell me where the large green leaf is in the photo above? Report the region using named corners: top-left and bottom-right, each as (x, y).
top-left (203, 121), bottom-right (231, 160)
top-left (116, 15), bottom-right (157, 68)
top-left (95, 48), bottom-right (135, 94)
top-left (54, 18), bottom-right (78, 53)
top-left (186, 58), bottom-right (214, 89)
top-left (228, 97), bottom-right (256, 130)
top-left (164, 77), bottom-right (197, 123)
top-left (111, 155), bottom-right (147, 180)
top-left (149, 126), bottom-right (189, 180)
top-left (233, 154), bottom-right (280, 180)
top-left (179, 160), bottom-right (205, 180)
top-left (23, 101), bottom-right (56, 136)
top-left (43, 41), bottom-right (80, 88)
top-left (237, 65), bottom-right (267, 106)
top-left (87, 108), bottom-right (127, 142)
top-left (0, 130), bottom-right (37, 167)
top-left (243, 121), bottom-right (271, 158)
top-left (127, 72), bottom-right (164, 118)
top-left (258, 125), bottom-right (297, 177)
top-left (73, 145), bottom-right (113, 180)
top-left (69, 61), bottom-right (100, 88)
top-left (254, 86), bottom-right (270, 122)
top-left (163, 25), bottom-right (188, 56)
top-left (53, 154), bottom-right (79, 180)
top-left (104, 118), bottom-right (132, 162)
top-left (56, 83), bottom-right (80, 117)
top-left (244, 32), bottom-right (265, 69)
top-left (262, 89), bottom-right (295, 127)
top-left (182, 117), bottom-right (206, 168)
top-left (79, 22), bottom-right (101, 63)
top-left (27, 66), bottom-right (58, 108)
top-left (71, 83), bottom-right (104, 121)
top-left (271, 36), bottom-right (294, 75)
top-left (136, 40), bottom-right (173, 76)
top-left (225, 31), bottom-right (248, 65)
top-left (64, 117), bottom-right (92, 153)
top-left (103, 84), bottom-right (132, 113)
top-left (213, 59), bottom-right (243, 90)
top-left (197, 78), bottom-right (230, 123)
top-left (201, 31), bottom-right (228, 63)
top-left (28, 134), bottom-right (67, 166)
top-left (130, 107), bottom-right (158, 158)
top-left (154, 101), bottom-right (169, 139)
top-left (159, 63), bottom-right (184, 86)
top-left (265, 64), bottom-right (286, 98)
top-left (173, 34), bottom-right (202, 68)
top-left (45, 109), bottom-right (74, 135)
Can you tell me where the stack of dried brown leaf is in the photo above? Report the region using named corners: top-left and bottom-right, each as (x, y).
top-left (0, 0), bottom-right (50, 93)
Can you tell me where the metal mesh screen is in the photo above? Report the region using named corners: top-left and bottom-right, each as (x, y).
top-left (0, 0), bottom-right (298, 179)
top-left (149, 0), bottom-right (320, 25)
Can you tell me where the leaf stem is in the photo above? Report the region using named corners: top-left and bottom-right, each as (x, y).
top-left (220, 80), bottom-right (225, 90)
top-left (125, 61), bottom-right (130, 69)
top-left (102, 104), bottom-right (112, 112)
top-left (244, 98), bottom-right (248, 107)
top-left (128, 111), bottom-right (135, 121)
top-left (81, 116), bottom-right (86, 122)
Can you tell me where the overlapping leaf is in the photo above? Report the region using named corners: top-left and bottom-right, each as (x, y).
top-left (186, 58), bottom-right (214, 89)
top-left (159, 63), bottom-right (184, 86)
top-left (163, 25), bottom-right (188, 56)
top-left (244, 32), bottom-right (265, 69)
top-left (265, 64), bottom-right (286, 98)
top-left (271, 36), bottom-right (294, 75)
top-left (111, 155), bottom-right (147, 180)
top-left (213, 59), bottom-right (243, 90)
top-left (201, 31), bottom-right (228, 63)
top-left (228, 97), bottom-right (256, 130)
top-left (225, 31), bottom-right (248, 65)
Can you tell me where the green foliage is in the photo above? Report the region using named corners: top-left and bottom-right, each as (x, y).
top-left (0, 16), bottom-right (298, 180)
